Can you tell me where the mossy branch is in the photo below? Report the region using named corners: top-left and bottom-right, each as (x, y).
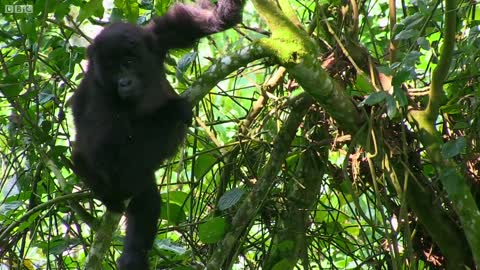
top-left (408, 0), bottom-right (480, 264)
top-left (206, 95), bottom-right (314, 269)
top-left (251, 0), bottom-right (365, 133)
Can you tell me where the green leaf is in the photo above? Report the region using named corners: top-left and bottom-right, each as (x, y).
top-left (404, 51), bottom-right (422, 66)
top-left (77, 0), bottom-right (104, 22)
top-left (401, 13), bottom-right (423, 26)
top-left (441, 103), bottom-right (462, 114)
top-left (54, 3), bottom-right (70, 20)
top-left (193, 153), bottom-right (217, 179)
top-left (325, 221), bottom-right (343, 234)
top-left (111, 8), bottom-right (124, 21)
top-left (178, 52), bottom-right (197, 70)
top-left (37, 237), bottom-right (81, 255)
top-left (354, 72), bottom-right (375, 94)
top-left (123, 0), bottom-right (139, 23)
top-left (17, 211), bottom-right (40, 231)
top-left (359, 91), bottom-right (387, 106)
top-left (198, 217), bottom-right (228, 244)
top-left (452, 122), bottom-right (469, 129)
top-left (155, 0), bottom-right (174, 14)
top-left (218, 188), bottom-right (244, 211)
top-left (441, 137), bottom-right (466, 159)
top-left (272, 259), bottom-right (295, 270)
top-left (417, 37), bottom-right (430, 50)
top-left (392, 69), bottom-right (410, 86)
top-left (2, 75), bottom-right (24, 97)
top-left (160, 202), bottom-right (186, 225)
top-left (19, 21), bottom-right (37, 41)
top-left (176, 52), bottom-right (197, 84)
top-left (377, 66), bottom-right (393, 76)
top-left (155, 239), bottom-right (187, 255)
top-left (8, 54), bottom-right (28, 67)
top-left (393, 86), bottom-right (408, 106)
top-left (33, 0), bottom-right (56, 15)
top-left (48, 48), bottom-right (69, 70)
top-left (163, 191), bottom-right (191, 210)
top-left (386, 94), bottom-right (398, 118)
top-left (404, 16), bottom-right (424, 30)
top-left (0, 201), bottom-right (23, 215)
top-left (394, 29), bottom-right (419, 40)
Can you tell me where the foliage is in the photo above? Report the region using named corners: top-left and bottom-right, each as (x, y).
top-left (1, 0), bottom-right (479, 269)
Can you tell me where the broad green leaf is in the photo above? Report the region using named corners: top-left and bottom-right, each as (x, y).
top-left (19, 21), bottom-right (37, 41)
top-left (8, 54), bottom-right (28, 67)
top-left (272, 259), bottom-right (295, 270)
top-left (160, 202), bottom-right (186, 225)
top-left (404, 51), bottom-right (422, 66)
top-left (441, 137), bottom-right (466, 159)
top-left (193, 153), bottom-right (217, 179)
top-left (325, 221), bottom-right (343, 234)
top-left (77, 0), bottom-right (104, 22)
top-left (176, 52), bottom-right (198, 84)
top-left (155, 239), bottom-right (187, 255)
top-left (417, 37), bottom-right (430, 50)
top-left (33, 0), bottom-right (56, 15)
top-left (392, 69), bottom-right (410, 86)
top-left (163, 191), bottom-right (191, 210)
top-left (441, 103), bottom-right (462, 114)
top-left (359, 91), bottom-right (387, 106)
top-left (386, 94), bottom-right (398, 118)
top-left (404, 16), bottom-right (424, 30)
top-left (395, 29), bottom-right (419, 40)
top-left (452, 122), bottom-right (469, 129)
top-left (155, 0), bottom-right (174, 14)
top-left (37, 237), bottom-right (81, 255)
top-left (401, 13), bottom-right (422, 26)
top-left (218, 188), bottom-right (245, 211)
top-left (54, 3), bottom-right (70, 19)
top-left (393, 86), bottom-right (408, 106)
top-left (123, 0), bottom-right (139, 23)
top-left (354, 72), bottom-right (375, 94)
top-left (2, 75), bottom-right (24, 97)
top-left (198, 217), bottom-right (227, 244)
top-left (377, 65), bottom-right (393, 76)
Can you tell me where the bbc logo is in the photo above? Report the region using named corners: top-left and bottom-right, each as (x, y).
top-left (5, 5), bottom-right (33, 13)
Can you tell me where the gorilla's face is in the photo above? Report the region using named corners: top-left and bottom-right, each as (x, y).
top-left (87, 23), bottom-right (158, 102)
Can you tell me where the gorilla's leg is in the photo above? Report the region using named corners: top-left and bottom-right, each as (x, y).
top-left (117, 179), bottom-right (160, 270)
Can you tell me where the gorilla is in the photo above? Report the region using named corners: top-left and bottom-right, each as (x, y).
top-left (71, 0), bottom-right (243, 268)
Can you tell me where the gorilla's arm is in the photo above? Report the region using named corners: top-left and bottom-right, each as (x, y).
top-left (149, 0), bottom-right (243, 49)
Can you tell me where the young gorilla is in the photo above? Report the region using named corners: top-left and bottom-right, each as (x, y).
top-left (71, 0), bottom-right (243, 269)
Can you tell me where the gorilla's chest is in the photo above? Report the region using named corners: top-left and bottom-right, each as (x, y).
top-left (115, 113), bottom-right (186, 165)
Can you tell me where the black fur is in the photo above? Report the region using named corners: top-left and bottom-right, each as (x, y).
top-left (71, 0), bottom-right (243, 269)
